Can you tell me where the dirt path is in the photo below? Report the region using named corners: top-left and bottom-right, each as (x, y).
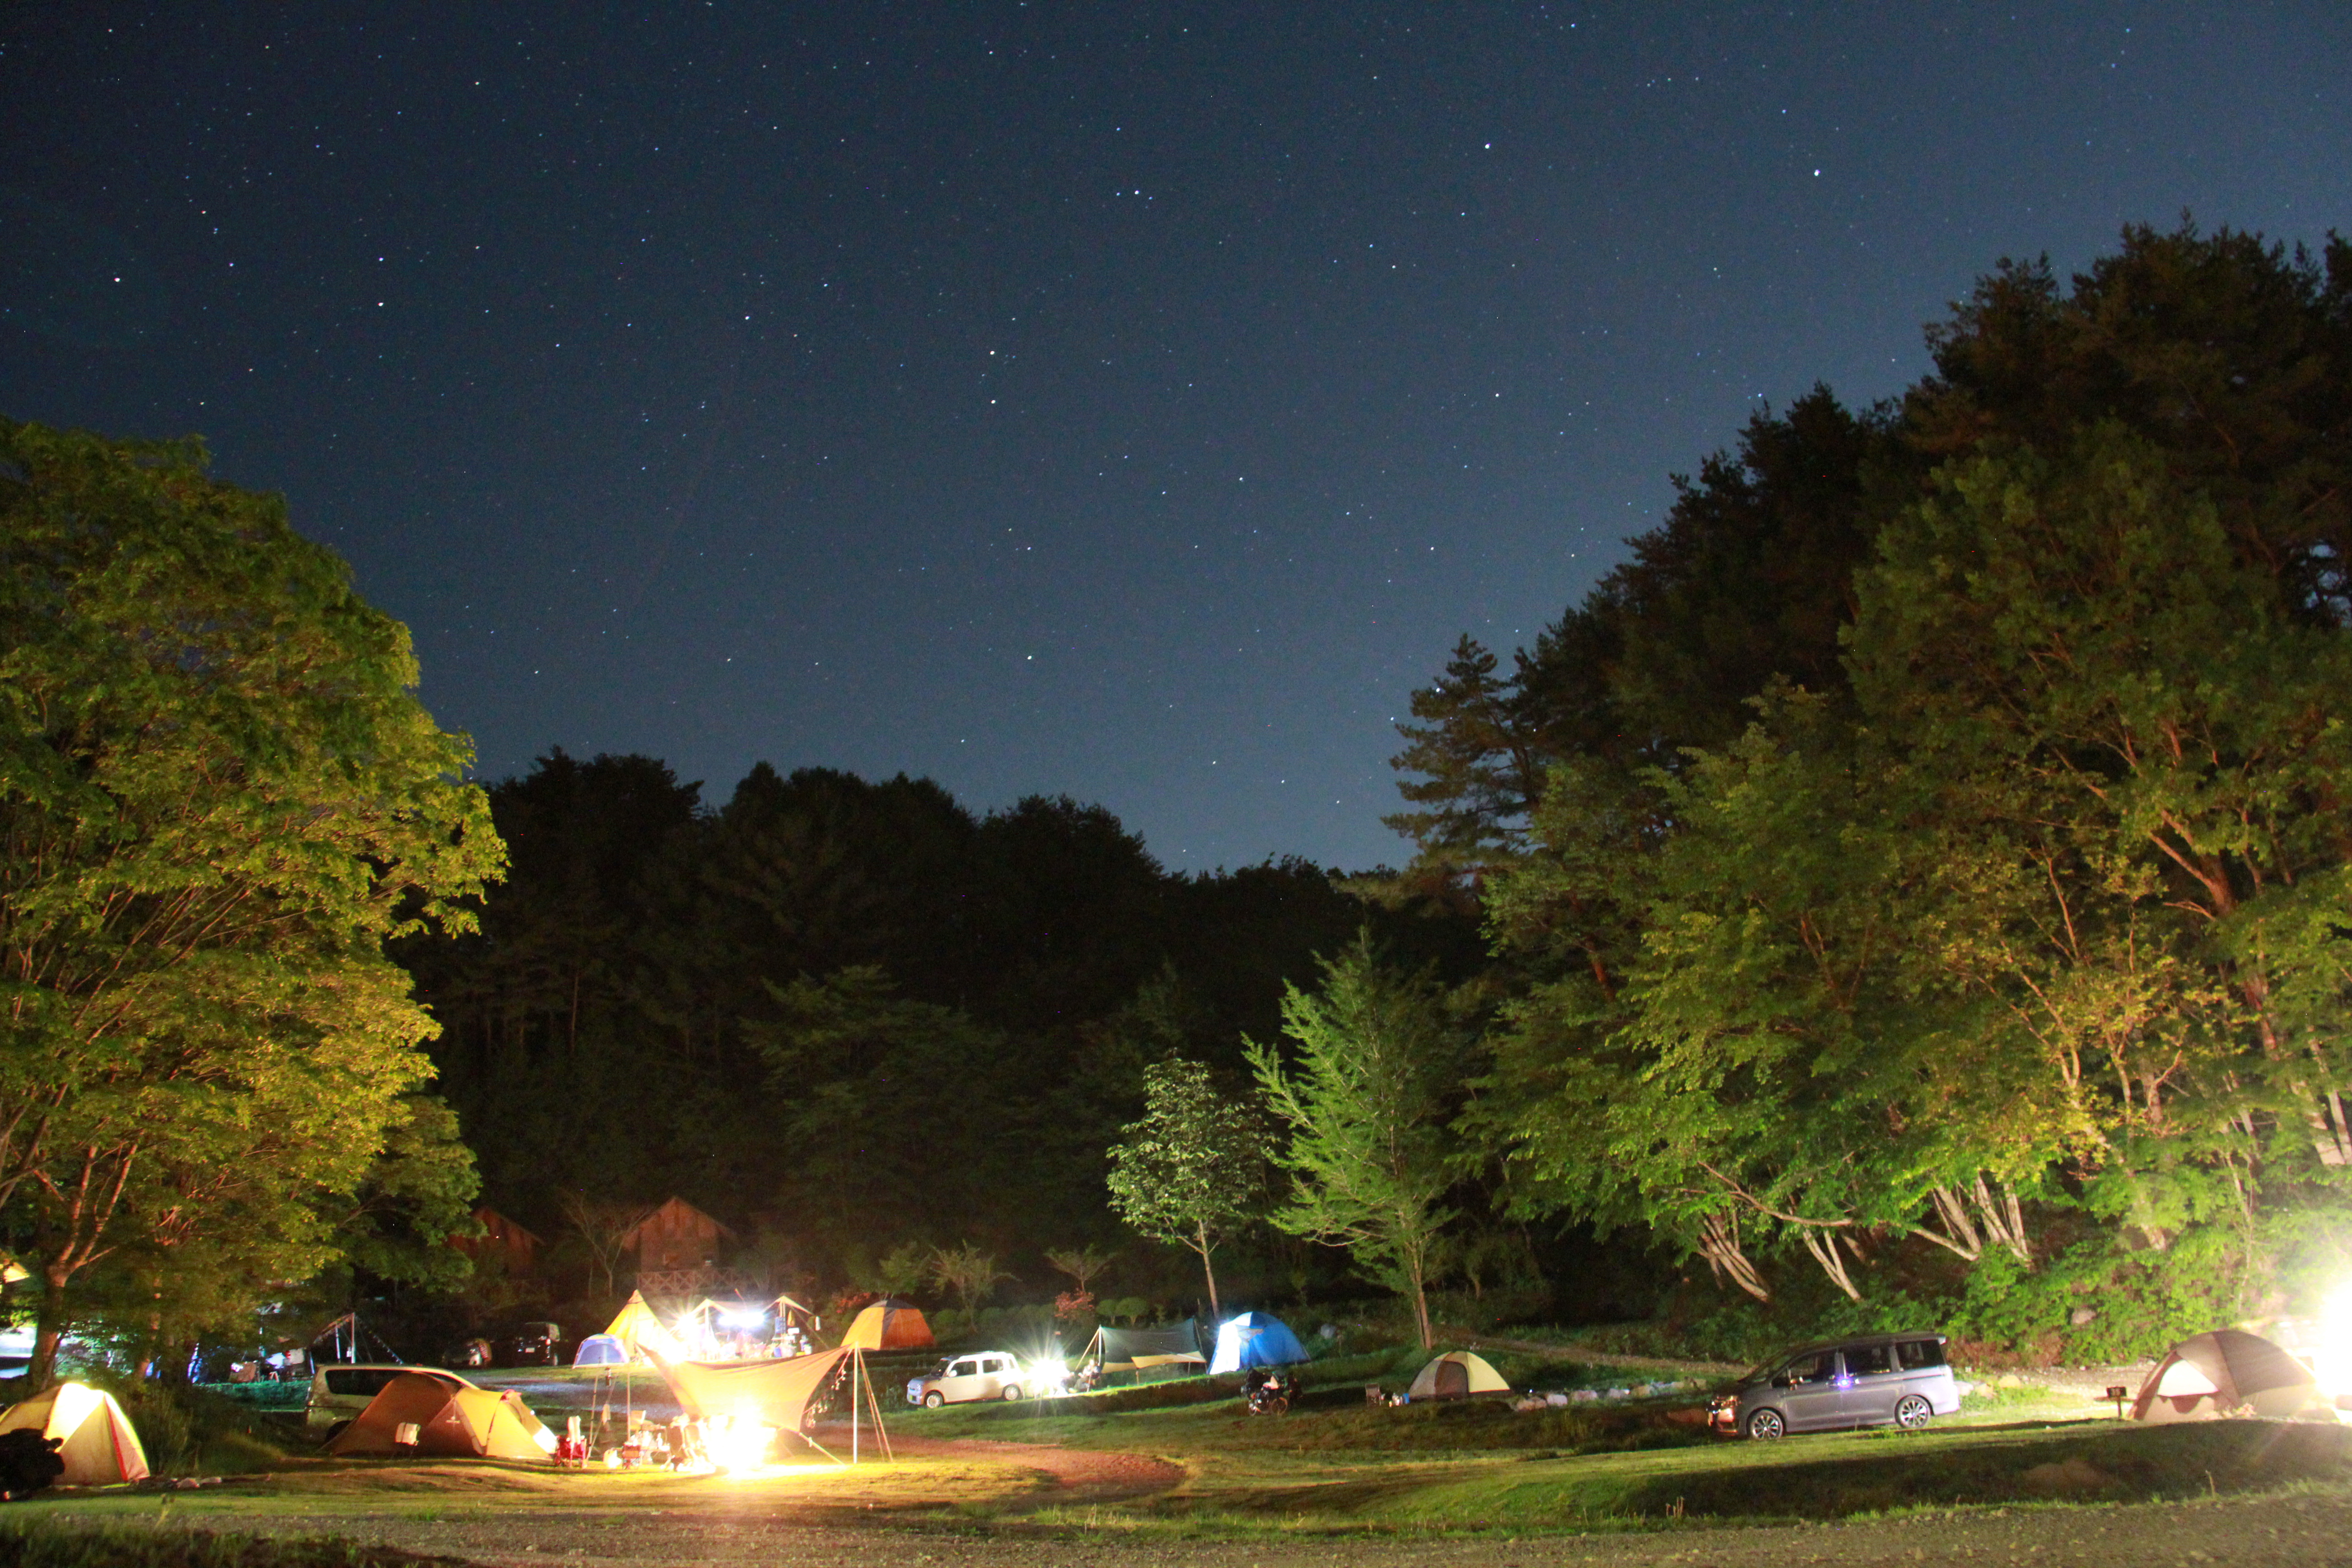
top-left (127, 1486), bottom-right (2352, 1566)
top-left (872, 1434), bottom-right (1184, 1504)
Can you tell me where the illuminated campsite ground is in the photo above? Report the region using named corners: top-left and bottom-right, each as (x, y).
top-left (16, 1372), bottom-right (2352, 1567)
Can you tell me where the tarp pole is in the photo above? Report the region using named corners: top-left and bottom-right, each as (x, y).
top-left (861, 1349), bottom-right (894, 1461)
top-left (851, 1349), bottom-right (861, 1465)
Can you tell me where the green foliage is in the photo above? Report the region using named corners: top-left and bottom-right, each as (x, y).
top-left (1105, 1057), bottom-right (1272, 1318)
top-left (1406, 221), bottom-right (2352, 1349)
top-left (0, 420), bottom-right (499, 1382)
top-left (1248, 935), bottom-right (1471, 1348)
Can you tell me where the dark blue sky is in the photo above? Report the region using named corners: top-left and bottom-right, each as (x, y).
top-left (5, 4), bottom-right (2347, 870)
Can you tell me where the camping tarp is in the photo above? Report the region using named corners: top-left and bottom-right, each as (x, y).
top-left (1209, 1312), bottom-right (1308, 1374)
top-left (573, 1333), bottom-right (629, 1367)
top-left (327, 1373), bottom-right (556, 1460)
top-left (1087, 1320), bottom-right (1205, 1370)
top-left (2131, 1329), bottom-right (2317, 1423)
top-left (643, 1342), bottom-right (850, 1432)
top-left (1407, 1351), bottom-right (1511, 1401)
top-left (600, 1289), bottom-right (684, 1362)
top-left (841, 1298), bottom-right (934, 1350)
top-left (0, 1382), bottom-right (148, 1485)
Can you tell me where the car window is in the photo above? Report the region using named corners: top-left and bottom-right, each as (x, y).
top-left (1842, 1343), bottom-right (1893, 1376)
top-left (1896, 1339), bottom-right (1946, 1370)
top-left (1780, 1351), bottom-right (1838, 1386)
top-left (950, 1360), bottom-right (975, 1377)
top-left (323, 1369), bottom-right (402, 1398)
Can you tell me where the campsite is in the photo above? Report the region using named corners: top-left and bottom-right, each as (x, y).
top-left (7, 1303), bottom-right (2352, 1566)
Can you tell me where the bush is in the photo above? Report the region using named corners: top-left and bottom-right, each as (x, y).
top-left (88, 1379), bottom-right (294, 1477)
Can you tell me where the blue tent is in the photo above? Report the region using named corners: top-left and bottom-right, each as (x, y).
top-left (1209, 1311), bottom-right (1308, 1374)
top-left (572, 1333), bottom-right (629, 1367)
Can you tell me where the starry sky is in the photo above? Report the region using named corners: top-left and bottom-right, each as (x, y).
top-left (4, 4), bottom-right (2348, 871)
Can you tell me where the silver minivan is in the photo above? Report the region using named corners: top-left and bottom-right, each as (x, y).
top-left (1712, 1332), bottom-right (1960, 1440)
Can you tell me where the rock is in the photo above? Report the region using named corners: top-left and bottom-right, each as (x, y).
top-left (1996, 1372), bottom-right (2027, 1389)
top-left (1569, 1388), bottom-right (1598, 1402)
top-left (2070, 1306), bottom-right (2098, 1326)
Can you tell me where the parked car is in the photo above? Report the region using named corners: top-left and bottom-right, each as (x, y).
top-left (1710, 1332), bottom-right (1960, 1440)
top-left (304, 1364), bottom-right (476, 1439)
top-left (906, 1352), bottom-right (1035, 1407)
top-left (507, 1322), bottom-right (563, 1366)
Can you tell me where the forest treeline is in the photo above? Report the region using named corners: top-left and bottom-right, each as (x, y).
top-left (1380, 221), bottom-right (2352, 1357)
top-left (397, 756), bottom-right (1483, 1298)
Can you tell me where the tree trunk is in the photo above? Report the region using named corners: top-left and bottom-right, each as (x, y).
top-left (27, 1269), bottom-right (69, 1392)
top-left (1408, 1253), bottom-right (1434, 1349)
top-left (1195, 1223), bottom-right (1221, 1320)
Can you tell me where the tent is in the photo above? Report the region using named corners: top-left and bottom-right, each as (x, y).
top-left (599, 1290), bottom-right (684, 1362)
top-left (1407, 1351), bottom-right (1511, 1402)
top-left (2132, 1329), bottom-right (2318, 1423)
top-left (327, 1373), bottom-right (557, 1460)
top-left (841, 1298), bottom-right (934, 1351)
top-left (643, 1342), bottom-right (849, 1433)
top-left (0, 1383), bottom-right (148, 1485)
top-left (573, 1334), bottom-right (629, 1367)
top-left (1209, 1312), bottom-right (1308, 1375)
top-left (1083, 1320), bottom-right (1205, 1371)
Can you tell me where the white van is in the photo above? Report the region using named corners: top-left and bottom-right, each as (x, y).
top-left (906, 1352), bottom-right (1028, 1407)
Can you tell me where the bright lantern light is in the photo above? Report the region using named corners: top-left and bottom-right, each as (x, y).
top-left (720, 1307), bottom-right (767, 1329)
top-left (705, 1412), bottom-right (775, 1472)
top-left (2310, 1279), bottom-right (2352, 1417)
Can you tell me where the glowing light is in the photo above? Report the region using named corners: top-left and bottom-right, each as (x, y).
top-left (2309, 1279), bottom-right (2352, 1420)
top-left (705, 1412), bottom-right (775, 1472)
top-left (720, 1306), bottom-right (767, 1329)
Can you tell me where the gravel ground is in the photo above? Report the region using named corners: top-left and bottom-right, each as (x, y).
top-left (148, 1486), bottom-right (2352, 1567)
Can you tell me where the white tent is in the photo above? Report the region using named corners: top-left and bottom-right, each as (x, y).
top-left (0, 1382), bottom-right (149, 1485)
top-left (2131, 1329), bottom-right (2317, 1423)
top-left (1407, 1351), bottom-right (1511, 1401)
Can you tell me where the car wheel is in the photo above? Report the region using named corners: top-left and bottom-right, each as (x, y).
top-left (1745, 1407), bottom-right (1784, 1441)
top-left (1895, 1395), bottom-right (1932, 1430)
top-left (923, 1391), bottom-right (944, 1408)
top-left (1002, 1383), bottom-right (1023, 1401)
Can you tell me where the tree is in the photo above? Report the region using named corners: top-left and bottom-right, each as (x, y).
top-left (1043, 1243), bottom-right (1118, 1299)
top-left (0, 421), bottom-right (501, 1387)
top-left (926, 1242), bottom-right (1012, 1328)
top-left (1247, 937), bottom-right (1468, 1348)
top-left (1104, 1058), bottom-right (1269, 1319)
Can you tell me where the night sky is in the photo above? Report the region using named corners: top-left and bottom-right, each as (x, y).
top-left (5, 5), bottom-right (2347, 870)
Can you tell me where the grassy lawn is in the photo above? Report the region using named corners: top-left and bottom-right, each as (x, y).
top-left (95, 1352), bottom-right (2351, 1546)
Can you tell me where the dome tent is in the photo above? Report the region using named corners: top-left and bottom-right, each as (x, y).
top-left (1407, 1351), bottom-right (1510, 1401)
top-left (572, 1333), bottom-right (629, 1367)
top-left (841, 1298), bottom-right (934, 1350)
top-left (2131, 1328), bottom-right (2317, 1423)
top-left (1208, 1312), bottom-right (1307, 1374)
top-left (327, 1373), bottom-right (556, 1460)
top-left (0, 1382), bottom-right (147, 1485)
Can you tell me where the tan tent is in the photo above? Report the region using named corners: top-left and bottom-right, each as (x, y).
top-left (0, 1382), bottom-right (148, 1485)
top-left (841, 1298), bottom-right (933, 1350)
top-left (2132, 1329), bottom-right (2317, 1423)
top-left (327, 1373), bottom-right (556, 1460)
top-left (601, 1289), bottom-right (685, 1362)
top-left (643, 1342), bottom-right (849, 1432)
top-left (1407, 1351), bottom-right (1511, 1402)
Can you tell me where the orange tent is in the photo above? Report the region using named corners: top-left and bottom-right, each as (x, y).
top-left (841, 1298), bottom-right (933, 1350)
top-left (0, 1382), bottom-right (148, 1485)
top-left (327, 1372), bottom-right (555, 1460)
top-left (642, 1342), bottom-right (849, 1432)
